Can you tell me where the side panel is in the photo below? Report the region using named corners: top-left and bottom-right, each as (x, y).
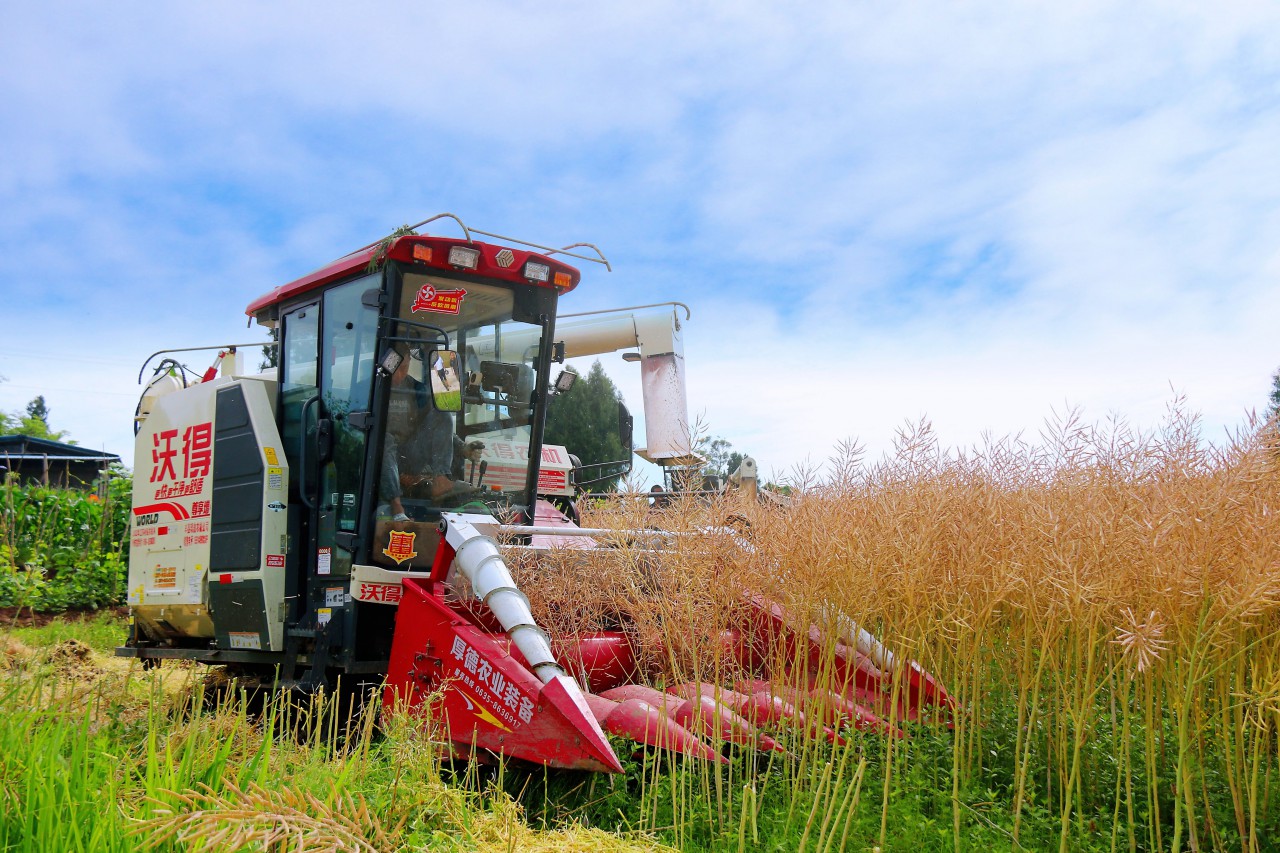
top-left (210, 384), bottom-right (265, 570)
top-left (207, 381), bottom-right (290, 652)
top-left (209, 579), bottom-right (272, 651)
top-left (129, 376), bottom-right (289, 651)
top-left (129, 379), bottom-right (218, 641)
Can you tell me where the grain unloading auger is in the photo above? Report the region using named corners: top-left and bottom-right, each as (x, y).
top-left (118, 214), bottom-right (953, 772)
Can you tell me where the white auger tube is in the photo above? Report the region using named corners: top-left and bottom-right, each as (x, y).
top-left (439, 512), bottom-right (565, 684)
top-left (823, 607), bottom-right (896, 673)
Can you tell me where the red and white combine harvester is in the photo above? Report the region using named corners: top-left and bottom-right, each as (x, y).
top-left (119, 214), bottom-right (952, 772)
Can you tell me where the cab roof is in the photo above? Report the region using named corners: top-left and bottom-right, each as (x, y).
top-left (245, 234), bottom-right (581, 320)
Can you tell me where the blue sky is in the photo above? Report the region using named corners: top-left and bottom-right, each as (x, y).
top-left (3, 2), bottom-right (1279, 483)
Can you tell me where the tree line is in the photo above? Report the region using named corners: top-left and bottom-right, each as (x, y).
top-left (0, 394), bottom-right (69, 442)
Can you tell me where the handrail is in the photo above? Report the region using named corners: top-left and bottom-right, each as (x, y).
top-left (297, 395), bottom-right (320, 510)
top-left (556, 243), bottom-right (612, 272)
top-left (556, 301), bottom-right (691, 322)
top-left (408, 213), bottom-right (473, 243)
top-left (382, 315), bottom-right (450, 347)
top-left (136, 343), bottom-right (272, 384)
top-left (469, 229), bottom-right (612, 270)
top-left (356, 213), bottom-right (612, 270)
top-left (353, 213), bottom-right (473, 253)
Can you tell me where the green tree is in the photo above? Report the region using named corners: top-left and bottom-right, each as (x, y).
top-left (697, 434), bottom-right (745, 481)
top-left (1, 395), bottom-right (71, 442)
top-left (544, 361), bottom-right (630, 492)
top-left (25, 395), bottom-right (49, 424)
top-left (259, 327), bottom-right (279, 371)
top-left (1268, 368), bottom-right (1280, 421)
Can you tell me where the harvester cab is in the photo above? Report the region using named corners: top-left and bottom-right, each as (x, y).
top-left (121, 214), bottom-right (952, 773)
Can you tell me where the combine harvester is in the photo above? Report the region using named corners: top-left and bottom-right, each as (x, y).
top-left (119, 214), bottom-right (952, 772)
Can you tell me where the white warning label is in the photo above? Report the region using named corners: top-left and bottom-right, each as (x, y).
top-left (228, 631), bottom-right (262, 650)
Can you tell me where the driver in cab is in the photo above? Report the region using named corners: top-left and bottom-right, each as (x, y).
top-left (379, 344), bottom-right (471, 520)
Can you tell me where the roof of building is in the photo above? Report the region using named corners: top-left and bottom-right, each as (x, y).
top-left (0, 435), bottom-right (121, 462)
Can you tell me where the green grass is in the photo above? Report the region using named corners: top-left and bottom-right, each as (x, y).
top-left (0, 615), bottom-right (668, 852)
top-left (2, 611), bottom-right (1277, 851)
top-left (3, 609), bottom-right (126, 652)
top-left (435, 388), bottom-right (462, 412)
top-left (505, 700), bottom-right (1215, 852)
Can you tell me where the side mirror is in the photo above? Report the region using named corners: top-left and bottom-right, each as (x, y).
top-left (428, 350), bottom-right (462, 412)
top-left (617, 401), bottom-right (634, 452)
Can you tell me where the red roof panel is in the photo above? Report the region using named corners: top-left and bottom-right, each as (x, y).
top-left (245, 235), bottom-right (581, 318)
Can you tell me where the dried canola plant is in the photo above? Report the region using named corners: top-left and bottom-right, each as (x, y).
top-left (526, 406), bottom-right (1280, 851)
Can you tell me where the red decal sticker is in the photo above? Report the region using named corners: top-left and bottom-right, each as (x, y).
top-left (150, 421), bottom-right (213, 483)
top-left (153, 477), bottom-right (205, 500)
top-left (411, 284), bottom-right (466, 315)
top-left (150, 429), bottom-right (178, 482)
top-left (157, 526), bottom-right (168, 536)
top-left (219, 573), bottom-right (232, 584)
top-left (538, 470), bottom-right (567, 491)
top-left (382, 530), bottom-right (419, 565)
top-left (358, 581), bottom-right (403, 604)
top-left (266, 555), bottom-right (285, 568)
top-left (182, 422), bottom-right (213, 478)
top-left (133, 502), bottom-right (191, 521)
top-left (447, 637), bottom-right (535, 726)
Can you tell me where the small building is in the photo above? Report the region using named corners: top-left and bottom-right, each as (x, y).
top-left (0, 436), bottom-right (121, 490)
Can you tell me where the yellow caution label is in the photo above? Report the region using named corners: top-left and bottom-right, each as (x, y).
top-left (264, 447), bottom-right (279, 465)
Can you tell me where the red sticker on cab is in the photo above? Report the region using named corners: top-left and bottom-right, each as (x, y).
top-left (411, 284), bottom-right (466, 314)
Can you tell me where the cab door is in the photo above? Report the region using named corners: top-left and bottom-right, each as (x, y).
top-left (279, 300), bottom-right (320, 629)
top-left (279, 276), bottom-right (380, 661)
top-left (313, 278), bottom-right (378, 616)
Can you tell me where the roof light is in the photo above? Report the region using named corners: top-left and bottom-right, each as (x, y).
top-left (524, 261), bottom-right (550, 282)
top-left (553, 271), bottom-right (572, 288)
top-left (377, 347), bottom-right (404, 377)
top-left (412, 244), bottom-right (433, 263)
top-left (448, 245), bottom-right (480, 269)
